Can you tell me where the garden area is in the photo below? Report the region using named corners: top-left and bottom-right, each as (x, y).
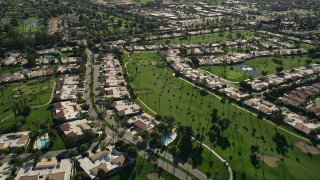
top-left (124, 52), bottom-right (320, 180)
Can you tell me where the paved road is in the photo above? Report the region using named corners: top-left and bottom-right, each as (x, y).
top-left (158, 151), bottom-right (208, 180)
top-left (84, 48), bottom-right (97, 120)
top-left (139, 150), bottom-right (192, 180)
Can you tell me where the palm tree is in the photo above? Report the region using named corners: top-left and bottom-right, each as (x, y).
top-left (12, 104), bottom-right (19, 122)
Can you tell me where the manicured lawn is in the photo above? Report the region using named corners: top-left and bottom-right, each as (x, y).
top-left (147, 30), bottom-right (253, 45)
top-left (109, 156), bottom-right (178, 180)
top-left (125, 52), bottom-right (320, 180)
top-left (0, 104), bottom-right (66, 150)
top-left (0, 79), bottom-right (55, 120)
top-left (50, 130), bottom-right (66, 151)
top-left (16, 17), bottom-right (44, 35)
top-left (201, 55), bottom-right (319, 82)
top-left (245, 55), bottom-right (318, 75)
top-left (0, 105), bottom-right (52, 133)
top-left (201, 66), bottom-right (250, 82)
top-left (169, 137), bottom-right (229, 179)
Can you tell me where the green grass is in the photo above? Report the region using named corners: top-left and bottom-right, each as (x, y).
top-left (50, 129), bottom-right (66, 150)
top-left (147, 31), bottom-right (253, 45)
top-left (124, 52), bottom-right (320, 180)
top-left (0, 65), bottom-right (21, 73)
top-left (201, 55), bottom-right (319, 82)
top-left (0, 105), bottom-right (51, 133)
top-left (245, 55), bottom-right (318, 75)
top-left (201, 66), bottom-right (250, 82)
top-left (169, 137), bottom-right (229, 179)
top-left (16, 17), bottom-right (44, 35)
top-left (0, 78), bottom-right (66, 150)
top-left (0, 79), bottom-right (54, 120)
top-left (60, 52), bottom-right (75, 58)
top-left (109, 156), bottom-right (179, 180)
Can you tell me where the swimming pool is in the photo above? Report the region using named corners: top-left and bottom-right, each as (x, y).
top-left (161, 133), bottom-right (177, 146)
top-left (34, 134), bottom-right (50, 149)
top-left (161, 135), bottom-right (173, 144)
top-left (37, 138), bottom-right (49, 148)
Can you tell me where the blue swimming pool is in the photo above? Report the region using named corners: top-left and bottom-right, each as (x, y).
top-left (161, 134), bottom-right (173, 145)
top-left (37, 138), bottom-right (49, 148)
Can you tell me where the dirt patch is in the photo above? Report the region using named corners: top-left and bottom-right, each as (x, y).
top-left (259, 155), bottom-right (279, 167)
top-left (12, 94), bottom-right (21, 98)
top-left (12, 85), bottom-right (27, 91)
top-left (295, 140), bottom-right (320, 154)
top-left (147, 172), bottom-right (164, 180)
top-left (136, 89), bottom-right (153, 94)
top-left (151, 60), bottom-right (158, 66)
top-left (42, 86), bottom-right (48, 90)
top-left (167, 83), bottom-right (180, 89)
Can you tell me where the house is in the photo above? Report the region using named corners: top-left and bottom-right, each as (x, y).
top-left (293, 123), bottom-right (311, 134)
top-left (53, 101), bottom-right (82, 120)
top-left (61, 57), bottom-right (82, 64)
top-left (58, 74), bottom-right (80, 85)
top-left (77, 146), bottom-right (133, 179)
top-left (16, 158), bottom-right (72, 180)
top-left (111, 100), bottom-right (141, 117)
top-left (55, 85), bottom-right (78, 101)
top-left (127, 113), bottom-right (160, 132)
top-left (0, 162), bottom-right (13, 180)
top-left (0, 132), bottom-right (30, 151)
top-left (59, 119), bottom-right (92, 137)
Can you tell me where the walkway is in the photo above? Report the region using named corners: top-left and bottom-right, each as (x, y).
top-left (193, 138), bottom-right (233, 180)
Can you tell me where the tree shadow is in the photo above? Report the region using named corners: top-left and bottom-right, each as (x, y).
top-left (272, 132), bottom-right (288, 156)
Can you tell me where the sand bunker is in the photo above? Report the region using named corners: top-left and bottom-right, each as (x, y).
top-left (136, 89), bottom-right (153, 94)
top-left (147, 172), bottom-right (164, 180)
top-left (167, 83), bottom-right (179, 89)
top-left (259, 155), bottom-right (279, 167)
top-left (151, 60), bottom-right (158, 66)
top-left (295, 140), bottom-right (320, 154)
top-left (42, 86), bottom-right (48, 90)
